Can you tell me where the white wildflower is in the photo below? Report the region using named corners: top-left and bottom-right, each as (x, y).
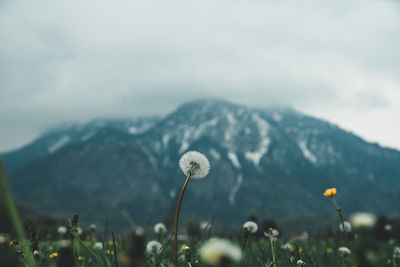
top-left (199, 238), bottom-right (242, 266)
top-left (339, 221), bottom-right (352, 233)
top-left (385, 224), bottom-right (392, 231)
top-left (297, 259), bottom-right (306, 266)
top-left (264, 228), bottom-right (279, 241)
top-left (57, 226), bottom-right (67, 235)
top-left (77, 227), bottom-right (83, 235)
top-left (33, 250), bottom-right (39, 256)
top-left (0, 233), bottom-right (8, 244)
top-left (338, 247), bottom-right (351, 257)
top-left (154, 223), bottom-right (168, 235)
top-left (243, 221), bottom-right (258, 234)
top-left (146, 240), bottom-right (162, 254)
top-left (89, 224), bottom-right (97, 232)
top-left (281, 243), bottom-right (294, 251)
top-left (350, 212), bottom-right (377, 229)
top-left (394, 247), bottom-right (400, 259)
top-left (93, 242), bottom-right (103, 250)
top-left (179, 151), bottom-right (210, 179)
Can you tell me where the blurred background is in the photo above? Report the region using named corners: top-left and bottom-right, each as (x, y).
top-left (1, 0), bottom-right (400, 236)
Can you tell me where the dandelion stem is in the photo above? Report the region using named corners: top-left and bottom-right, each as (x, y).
top-left (72, 232), bottom-right (100, 262)
top-left (268, 231), bottom-right (277, 267)
top-left (174, 173), bottom-right (192, 267)
top-left (331, 198), bottom-right (348, 240)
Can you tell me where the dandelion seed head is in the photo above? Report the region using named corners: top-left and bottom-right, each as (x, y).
top-left (179, 151), bottom-right (210, 179)
top-left (199, 238), bottom-right (242, 266)
top-left (338, 247), bottom-right (351, 257)
top-left (93, 242), bottom-right (103, 250)
top-left (57, 226), bottom-right (67, 235)
top-left (89, 224), bottom-right (97, 232)
top-left (281, 243), bottom-right (294, 251)
top-left (350, 212), bottom-right (377, 229)
top-left (385, 224), bottom-right (392, 231)
top-left (154, 223), bottom-right (167, 235)
top-left (393, 247), bottom-right (400, 259)
top-left (146, 240), bottom-right (162, 254)
top-left (297, 259), bottom-right (306, 266)
top-left (243, 221), bottom-right (258, 234)
top-left (264, 228), bottom-right (279, 241)
top-left (339, 221), bottom-right (352, 233)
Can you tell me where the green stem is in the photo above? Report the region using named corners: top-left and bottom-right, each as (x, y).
top-left (332, 198), bottom-right (348, 241)
top-left (73, 232), bottom-right (100, 262)
top-left (269, 235), bottom-right (277, 267)
top-left (174, 173), bottom-right (192, 267)
top-left (0, 159), bottom-right (37, 267)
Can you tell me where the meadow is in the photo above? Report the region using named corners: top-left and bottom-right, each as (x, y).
top-left (1, 152), bottom-right (400, 267)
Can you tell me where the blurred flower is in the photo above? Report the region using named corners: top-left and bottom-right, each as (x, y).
top-left (323, 188), bottom-right (337, 198)
top-left (93, 242), bottom-right (103, 250)
top-left (264, 228), bottom-right (279, 241)
top-left (326, 248), bottom-right (333, 253)
top-left (385, 224), bottom-right (392, 231)
top-left (179, 151), bottom-right (210, 179)
top-left (154, 223), bottom-right (167, 235)
top-left (146, 240), bottom-right (162, 254)
top-left (199, 238), bottom-right (242, 266)
top-left (339, 221), bottom-right (352, 233)
top-left (33, 250), bottom-right (39, 256)
top-left (350, 212), bottom-right (377, 229)
top-left (89, 224), bottom-right (97, 232)
top-left (243, 221), bottom-right (258, 234)
top-left (300, 231), bottom-right (309, 241)
top-left (57, 226), bottom-right (67, 235)
top-left (281, 243), bottom-right (294, 252)
top-left (77, 227), bottom-right (83, 235)
top-left (338, 247), bottom-right (351, 257)
top-left (9, 239), bottom-right (18, 247)
top-left (393, 247), bottom-right (400, 259)
top-left (135, 226), bottom-right (145, 236)
top-left (298, 247), bottom-right (304, 254)
top-left (297, 259), bottom-right (306, 266)
top-left (49, 252), bottom-right (59, 258)
top-left (77, 256), bottom-right (84, 261)
top-left (0, 234), bottom-right (8, 244)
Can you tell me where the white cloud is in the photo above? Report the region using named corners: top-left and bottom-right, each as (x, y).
top-left (0, 0), bottom-right (400, 151)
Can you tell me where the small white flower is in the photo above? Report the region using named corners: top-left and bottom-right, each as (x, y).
top-left (394, 247), bottom-right (400, 259)
top-left (199, 238), bottom-right (242, 266)
top-left (339, 221), bottom-right (352, 233)
top-left (264, 228), bottom-right (279, 241)
top-left (93, 242), bottom-right (103, 250)
top-left (154, 223), bottom-right (167, 235)
top-left (0, 233), bottom-right (8, 244)
top-left (385, 224), bottom-right (392, 231)
top-left (89, 224), bottom-right (97, 232)
top-left (146, 240), bottom-right (162, 254)
top-left (243, 221), bottom-right (258, 234)
top-left (299, 231), bottom-right (309, 240)
top-left (179, 151), bottom-right (210, 179)
top-left (33, 250), bottom-right (39, 256)
top-left (281, 243), bottom-right (294, 251)
top-left (350, 212), bottom-right (377, 229)
top-left (338, 247), bottom-right (351, 257)
top-left (77, 227), bottom-right (83, 235)
top-left (135, 226), bottom-right (145, 236)
top-left (297, 259), bottom-right (306, 266)
top-left (57, 226), bottom-right (67, 235)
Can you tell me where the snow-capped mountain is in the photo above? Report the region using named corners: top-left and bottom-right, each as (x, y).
top-left (3, 99), bottom-right (400, 228)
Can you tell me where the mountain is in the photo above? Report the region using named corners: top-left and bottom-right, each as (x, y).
top-left (2, 99), bottom-right (400, 230)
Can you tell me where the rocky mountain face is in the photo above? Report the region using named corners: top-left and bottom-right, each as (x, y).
top-left (2, 99), bottom-right (400, 228)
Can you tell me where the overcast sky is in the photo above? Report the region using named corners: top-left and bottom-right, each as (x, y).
top-left (1, 0), bottom-right (400, 152)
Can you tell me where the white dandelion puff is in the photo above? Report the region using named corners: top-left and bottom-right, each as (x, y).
top-left (338, 247), bottom-right (351, 257)
top-left (89, 224), bottom-right (97, 232)
top-left (385, 224), bottom-right (392, 231)
top-left (93, 242), bottom-right (103, 250)
top-left (154, 223), bottom-right (168, 235)
top-left (264, 228), bottom-right (280, 241)
top-left (281, 243), bottom-right (294, 251)
top-left (57, 226), bottom-right (67, 235)
top-left (199, 238), bottom-right (242, 266)
top-left (350, 212), bottom-right (377, 229)
top-left (339, 221), bottom-right (352, 233)
top-left (146, 240), bottom-right (162, 254)
top-left (393, 247), bottom-right (400, 259)
top-left (179, 151), bottom-right (210, 179)
top-left (297, 259), bottom-right (306, 266)
top-left (243, 221), bottom-right (258, 234)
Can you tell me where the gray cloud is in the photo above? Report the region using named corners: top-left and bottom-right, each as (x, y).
top-left (1, 0), bottom-right (400, 151)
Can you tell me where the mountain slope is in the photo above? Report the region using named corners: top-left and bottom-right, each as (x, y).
top-left (3, 99), bottom-right (400, 227)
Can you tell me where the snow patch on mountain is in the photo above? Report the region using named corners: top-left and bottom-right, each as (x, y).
top-left (245, 113), bottom-right (270, 166)
top-left (228, 152), bottom-right (241, 169)
top-left (48, 136), bottom-right (70, 153)
top-left (229, 174), bottom-right (243, 205)
top-left (298, 140), bottom-right (317, 164)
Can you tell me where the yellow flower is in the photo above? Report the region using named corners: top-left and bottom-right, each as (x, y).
top-left (106, 249), bottom-right (115, 255)
top-left (387, 259), bottom-right (392, 264)
top-left (323, 188), bottom-right (337, 198)
top-left (49, 252), bottom-right (59, 258)
top-left (326, 247), bottom-right (333, 253)
top-left (298, 247), bottom-right (304, 253)
top-left (77, 256), bottom-right (84, 261)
